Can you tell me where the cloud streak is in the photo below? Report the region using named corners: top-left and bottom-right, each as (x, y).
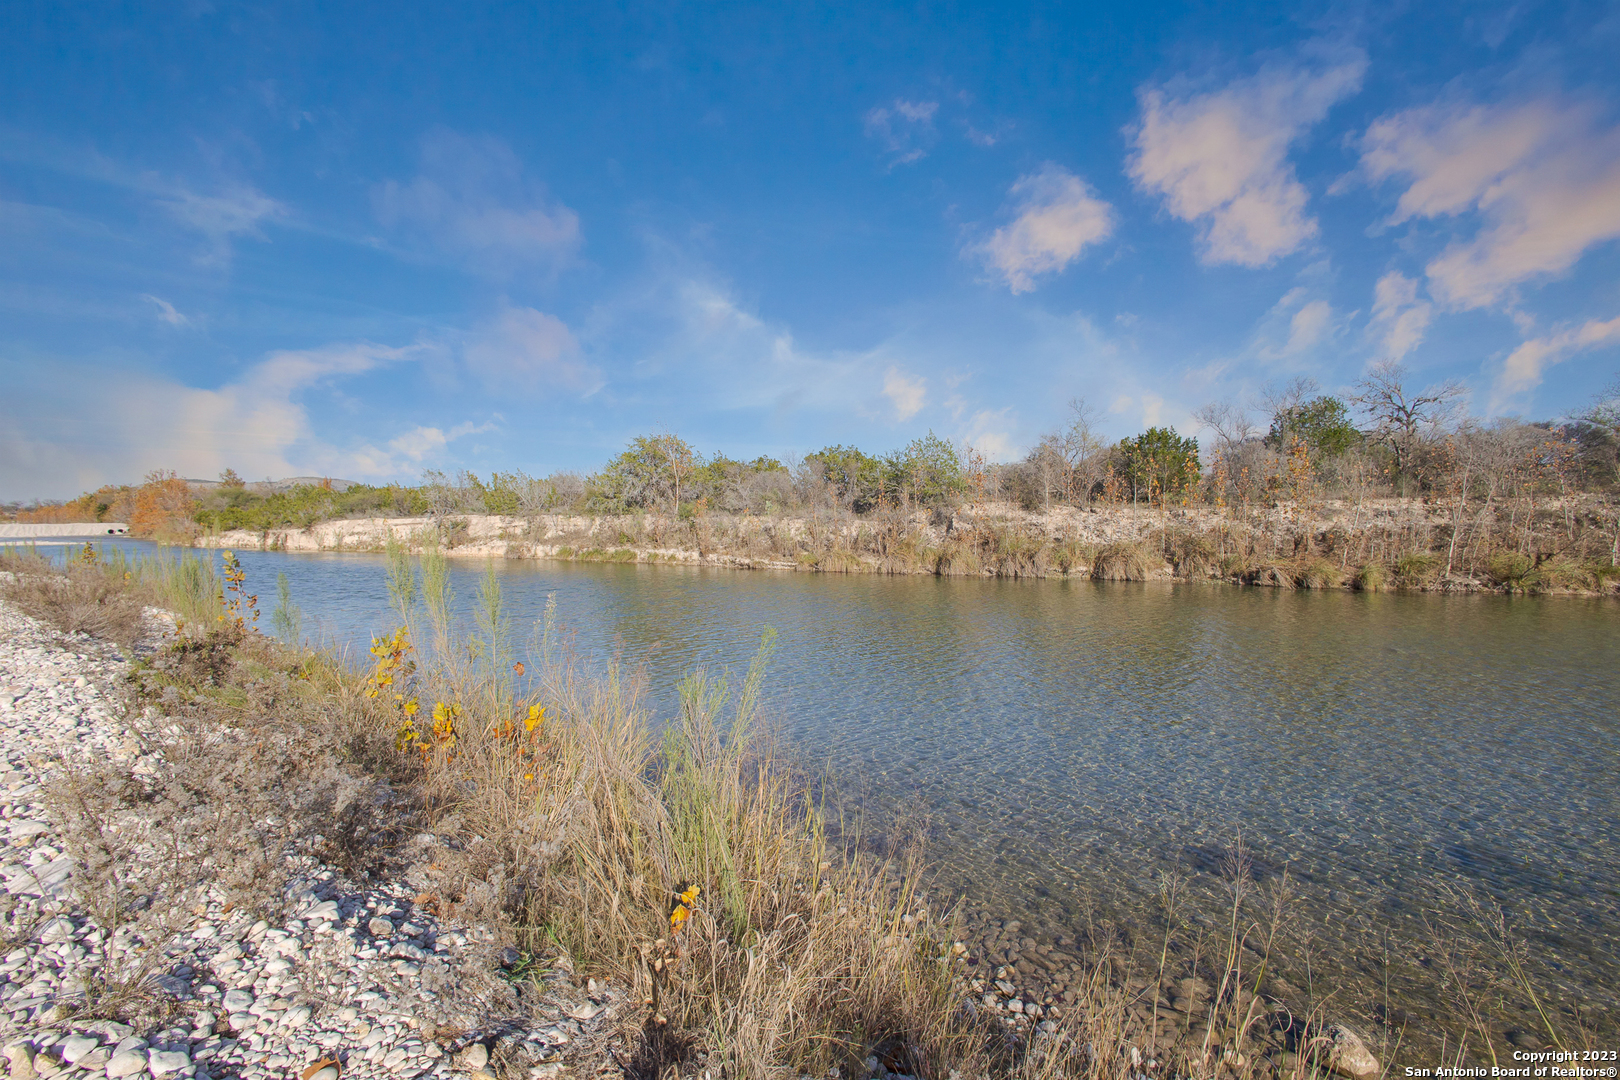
top-left (141, 295), bottom-right (191, 327)
top-left (375, 128), bottom-right (582, 278)
top-left (864, 99), bottom-right (939, 166)
top-left (1127, 49), bottom-right (1366, 266)
top-left (159, 184), bottom-right (286, 265)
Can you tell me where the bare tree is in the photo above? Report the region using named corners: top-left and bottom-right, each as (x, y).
top-left (1058, 398), bottom-right (1108, 500)
top-left (1257, 376), bottom-right (1320, 429)
top-left (1193, 400), bottom-right (1257, 455)
top-left (1350, 361), bottom-right (1466, 492)
top-left (651, 432), bottom-right (696, 513)
top-left (1021, 398), bottom-right (1108, 510)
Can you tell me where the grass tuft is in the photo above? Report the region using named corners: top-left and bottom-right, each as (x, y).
top-left (1092, 541), bottom-right (1158, 582)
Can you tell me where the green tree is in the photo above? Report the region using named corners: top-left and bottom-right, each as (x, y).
top-left (587, 434), bottom-right (698, 513)
top-left (1265, 396), bottom-right (1359, 458)
top-left (881, 431), bottom-right (966, 507)
top-left (1115, 427), bottom-right (1200, 506)
top-left (805, 444), bottom-right (884, 512)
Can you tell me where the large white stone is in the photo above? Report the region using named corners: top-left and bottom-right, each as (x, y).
top-left (59, 1037), bottom-right (100, 1063)
top-left (104, 1051), bottom-right (147, 1078)
top-left (146, 1049), bottom-right (191, 1076)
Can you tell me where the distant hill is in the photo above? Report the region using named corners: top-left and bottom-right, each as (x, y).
top-left (186, 477), bottom-right (361, 495)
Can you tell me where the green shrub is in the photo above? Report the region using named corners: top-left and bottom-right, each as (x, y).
top-left (1353, 563), bottom-right (1387, 591)
top-left (1525, 556), bottom-right (1586, 592)
top-left (1486, 552), bottom-right (1534, 588)
top-left (1292, 557), bottom-right (1342, 589)
top-left (1394, 552), bottom-right (1441, 588)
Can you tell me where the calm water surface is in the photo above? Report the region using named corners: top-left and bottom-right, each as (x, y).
top-left (57, 540), bottom-right (1620, 1022)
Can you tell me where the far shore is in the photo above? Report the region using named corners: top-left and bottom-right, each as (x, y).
top-left (182, 498), bottom-right (1620, 597)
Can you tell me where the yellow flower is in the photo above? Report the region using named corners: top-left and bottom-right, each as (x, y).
top-left (669, 882), bottom-right (700, 937)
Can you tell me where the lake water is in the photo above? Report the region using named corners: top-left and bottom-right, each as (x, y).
top-left (33, 539), bottom-right (1620, 1035)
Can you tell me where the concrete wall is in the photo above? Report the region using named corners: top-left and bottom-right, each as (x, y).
top-left (0, 523), bottom-right (129, 538)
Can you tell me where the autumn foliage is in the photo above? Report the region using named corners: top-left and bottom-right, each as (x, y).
top-left (126, 470), bottom-right (198, 539)
top-left (16, 472), bottom-right (196, 539)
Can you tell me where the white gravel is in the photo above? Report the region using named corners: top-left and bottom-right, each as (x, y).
top-left (0, 600), bottom-right (623, 1080)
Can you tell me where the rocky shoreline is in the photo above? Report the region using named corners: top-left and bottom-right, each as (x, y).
top-left (0, 600), bottom-right (632, 1080)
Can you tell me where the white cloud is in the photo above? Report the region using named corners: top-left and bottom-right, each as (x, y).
top-left (1369, 271), bottom-right (1432, 359)
top-left (1494, 316), bottom-right (1620, 406)
top-left (385, 420), bottom-right (498, 464)
top-left (976, 165), bottom-right (1115, 293)
top-left (882, 367), bottom-right (927, 421)
top-left (375, 129), bottom-right (581, 277)
top-left (1284, 300), bottom-right (1332, 355)
top-left (1357, 98), bottom-right (1620, 309)
top-left (0, 342), bottom-right (416, 498)
top-left (600, 270), bottom-right (921, 422)
top-left (158, 184), bottom-right (286, 265)
top-left (1127, 50), bottom-right (1366, 266)
top-left (141, 294), bottom-right (191, 327)
top-left (1140, 394), bottom-right (1165, 428)
top-left (963, 407), bottom-right (1016, 460)
top-left (463, 304), bottom-right (600, 393)
top-left (864, 99), bottom-right (939, 166)
top-left (1253, 285), bottom-right (1336, 362)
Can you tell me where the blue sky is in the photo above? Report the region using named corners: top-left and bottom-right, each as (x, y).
top-left (4, 1), bottom-right (1620, 500)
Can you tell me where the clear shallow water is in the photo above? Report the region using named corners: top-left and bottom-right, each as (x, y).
top-left (43, 539), bottom-right (1620, 1025)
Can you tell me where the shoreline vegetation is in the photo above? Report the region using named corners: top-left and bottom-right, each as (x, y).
top-left (9, 367), bottom-right (1620, 597)
top-left (1, 544), bottom-right (1610, 1079)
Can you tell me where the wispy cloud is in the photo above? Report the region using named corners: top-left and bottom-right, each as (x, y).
top-left (463, 303), bottom-right (601, 393)
top-left (158, 184), bottom-right (286, 265)
top-left (1251, 284), bottom-right (1338, 362)
top-left (141, 294), bottom-right (191, 327)
top-left (375, 128), bottom-right (582, 278)
top-left (864, 99), bottom-right (939, 166)
top-left (974, 164), bottom-right (1115, 293)
top-left (1356, 97), bottom-right (1620, 309)
top-left (1369, 271), bottom-right (1432, 360)
top-left (1283, 299), bottom-right (1332, 355)
top-left (0, 128), bottom-right (289, 266)
top-left (882, 366), bottom-right (927, 420)
top-left (1127, 48), bottom-right (1366, 266)
top-left (963, 406), bottom-right (1016, 460)
top-left (1494, 315), bottom-right (1620, 408)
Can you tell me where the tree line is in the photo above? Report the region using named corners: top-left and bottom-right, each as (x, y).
top-left (1003, 361), bottom-right (1618, 515)
top-left (7, 363), bottom-right (1616, 539)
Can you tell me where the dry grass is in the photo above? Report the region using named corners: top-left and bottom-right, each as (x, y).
top-left (1091, 541), bottom-right (1160, 582)
top-left (0, 547), bottom-right (148, 647)
top-left (396, 605), bottom-right (989, 1078)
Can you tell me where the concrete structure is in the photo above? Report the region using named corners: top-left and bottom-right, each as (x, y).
top-left (0, 523), bottom-right (129, 538)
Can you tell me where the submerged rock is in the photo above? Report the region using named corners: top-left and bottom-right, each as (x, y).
top-left (1326, 1023), bottom-right (1380, 1080)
